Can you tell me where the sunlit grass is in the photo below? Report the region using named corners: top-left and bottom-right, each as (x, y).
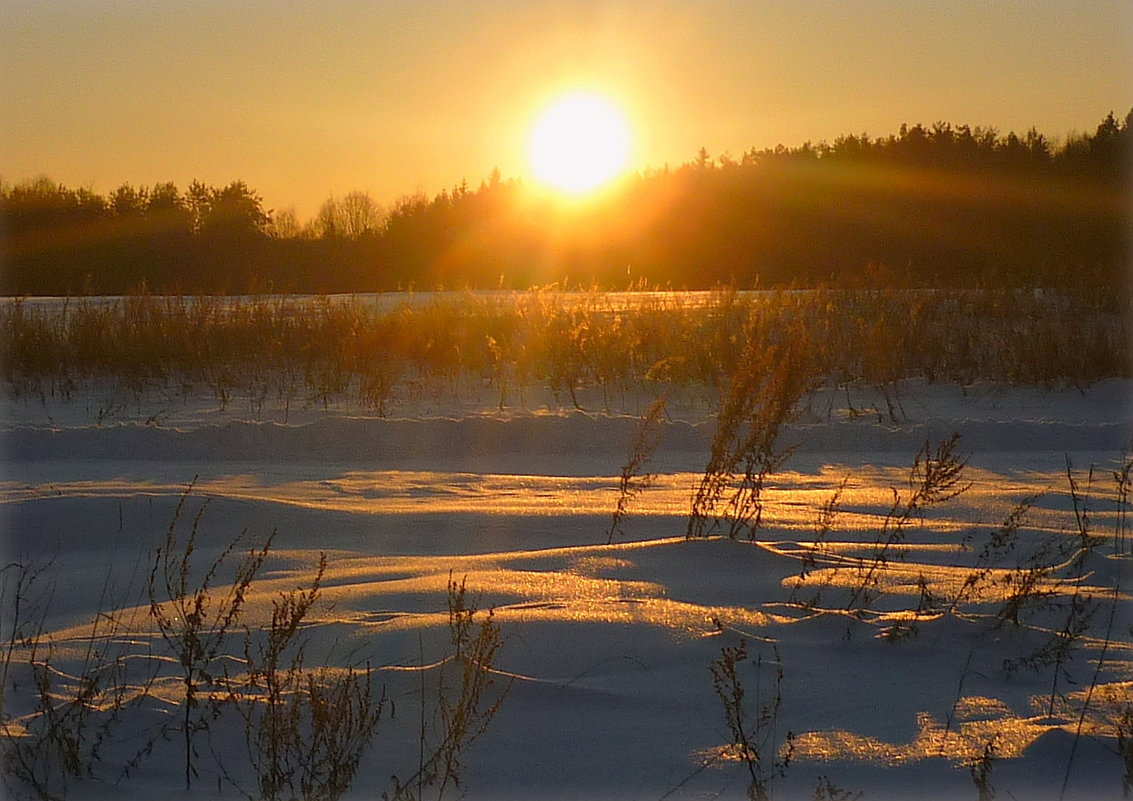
top-left (2, 286), bottom-right (1127, 417)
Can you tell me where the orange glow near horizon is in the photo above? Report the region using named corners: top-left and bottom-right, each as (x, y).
top-left (1, 4), bottom-right (1128, 218)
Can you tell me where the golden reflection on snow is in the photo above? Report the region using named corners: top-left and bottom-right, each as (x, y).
top-left (317, 560), bottom-right (768, 635)
top-left (775, 540), bottom-right (1124, 611)
top-left (1048, 680), bottom-right (1133, 732)
top-left (496, 595), bottom-right (767, 631)
top-left (953, 695), bottom-right (1013, 719)
top-left (695, 742), bottom-right (764, 765)
top-left (1, 464), bottom-right (1113, 542)
top-left (1, 464), bottom-right (1102, 545)
top-left (795, 711), bottom-right (1042, 765)
top-left (172, 535), bottom-right (777, 637)
top-left (786, 559), bottom-right (1084, 604)
top-left (0, 471), bottom-right (681, 516)
top-left (568, 555), bottom-right (636, 575)
top-left (794, 682), bottom-right (1133, 767)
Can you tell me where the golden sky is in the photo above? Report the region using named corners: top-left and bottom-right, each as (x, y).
top-left (2, 0), bottom-right (1130, 219)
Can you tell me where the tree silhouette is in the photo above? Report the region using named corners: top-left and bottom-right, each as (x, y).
top-left (2, 110), bottom-right (1129, 294)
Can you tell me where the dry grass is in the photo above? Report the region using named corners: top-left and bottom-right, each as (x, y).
top-left (2, 287), bottom-right (1127, 415)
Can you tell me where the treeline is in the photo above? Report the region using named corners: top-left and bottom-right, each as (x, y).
top-left (2, 111), bottom-right (1129, 294)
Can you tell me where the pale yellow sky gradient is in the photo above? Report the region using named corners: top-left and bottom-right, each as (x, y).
top-left (2, 1), bottom-right (1130, 219)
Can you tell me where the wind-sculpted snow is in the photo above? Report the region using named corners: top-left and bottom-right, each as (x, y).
top-left (5, 412), bottom-right (1129, 467)
top-left (1, 379), bottom-right (1130, 800)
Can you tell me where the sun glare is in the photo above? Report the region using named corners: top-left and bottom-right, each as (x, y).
top-left (527, 92), bottom-right (631, 195)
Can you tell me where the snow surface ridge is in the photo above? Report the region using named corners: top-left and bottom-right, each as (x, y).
top-left (5, 414), bottom-right (1129, 463)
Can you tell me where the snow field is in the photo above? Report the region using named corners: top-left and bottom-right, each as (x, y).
top-left (2, 377), bottom-right (1130, 800)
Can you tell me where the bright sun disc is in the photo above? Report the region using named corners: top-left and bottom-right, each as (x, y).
top-left (528, 93), bottom-right (630, 195)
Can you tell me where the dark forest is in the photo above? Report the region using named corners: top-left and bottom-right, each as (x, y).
top-left (3, 111), bottom-right (1129, 295)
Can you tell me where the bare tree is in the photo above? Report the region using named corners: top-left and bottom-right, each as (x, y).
top-left (340, 191), bottom-right (384, 237)
top-left (310, 191), bottom-right (383, 239)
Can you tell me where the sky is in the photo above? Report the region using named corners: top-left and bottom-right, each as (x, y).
top-left (2, 0), bottom-right (1130, 220)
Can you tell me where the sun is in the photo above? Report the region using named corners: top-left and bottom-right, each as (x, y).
top-left (527, 92), bottom-right (631, 195)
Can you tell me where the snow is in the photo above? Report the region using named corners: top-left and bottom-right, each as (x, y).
top-left (2, 375), bottom-right (1130, 800)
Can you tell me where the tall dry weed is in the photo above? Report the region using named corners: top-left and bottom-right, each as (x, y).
top-left (687, 338), bottom-right (813, 540)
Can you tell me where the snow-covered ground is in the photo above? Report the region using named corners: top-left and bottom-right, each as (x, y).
top-left (2, 377), bottom-right (1131, 800)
